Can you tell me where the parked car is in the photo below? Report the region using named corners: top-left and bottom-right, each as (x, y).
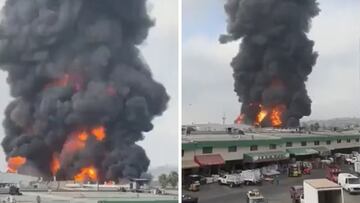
top-left (337, 173), bottom-right (360, 194)
top-left (182, 194), bottom-right (198, 203)
top-left (187, 174), bottom-right (206, 185)
top-left (218, 174), bottom-right (243, 188)
top-left (184, 175), bottom-right (202, 192)
top-left (0, 184), bottom-right (22, 195)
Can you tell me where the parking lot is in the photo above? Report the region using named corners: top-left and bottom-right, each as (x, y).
top-left (184, 165), bottom-right (360, 203)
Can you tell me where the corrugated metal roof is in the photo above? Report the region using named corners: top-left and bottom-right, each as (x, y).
top-left (0, 172), bottom-right (39, 184)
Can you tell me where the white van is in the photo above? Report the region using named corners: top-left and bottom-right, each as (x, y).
top-left (337, 173), bottom-right (360, 194)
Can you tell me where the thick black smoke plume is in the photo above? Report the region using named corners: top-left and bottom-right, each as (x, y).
top-left (0, 0), bottom-right (169, 181)
top-left (221, 0), bottom-right (319, 127)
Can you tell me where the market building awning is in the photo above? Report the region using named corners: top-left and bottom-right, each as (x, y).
top-left (243, 151), bottom-right (289, 163)
top-left (312, 146), bottom-right (331, 156)
top-left (182, 159), bottom-right (200, 169)
top-left (194, 154), bottom-right (225, 166)
top-left (286, 148), bottom-right (319, 156)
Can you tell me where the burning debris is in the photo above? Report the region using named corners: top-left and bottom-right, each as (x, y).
top-left (221, 0), bottom-right (320, 128)
top-left (0, 0), bottom-right (169, 182)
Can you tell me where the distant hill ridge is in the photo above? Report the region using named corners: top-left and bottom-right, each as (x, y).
top-left (302, 117), bottom-right (360, 128)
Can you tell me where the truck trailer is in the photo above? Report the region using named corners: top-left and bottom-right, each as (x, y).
top-left (303, 179), bottom-right (343, 203)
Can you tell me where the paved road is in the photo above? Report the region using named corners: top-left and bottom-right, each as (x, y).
top-left (184, 166), bottom-right (360, 203)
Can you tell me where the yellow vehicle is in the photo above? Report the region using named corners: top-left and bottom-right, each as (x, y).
top-left (288, 164), bottom-right (302, 177)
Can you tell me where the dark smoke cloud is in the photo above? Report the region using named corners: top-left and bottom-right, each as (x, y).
top-left (0, 0), bottom-right (169, 181)
top-left (221, 0), bottom-right (320, 127)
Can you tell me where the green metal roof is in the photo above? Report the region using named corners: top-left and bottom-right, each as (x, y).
top-left (312, 146), bottom-right (331, 156)
top-left (286, 148), bottom-right (319, 156)
top-left (182, 134), bottom-right (360, 151)
top-left (243, 151), bottom-right (289, 163)
top-left (282, 134), bottom-right (360, 142)
top-left (182, 139), bottom-right (283, 151)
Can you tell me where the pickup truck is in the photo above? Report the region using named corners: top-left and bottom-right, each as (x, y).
top-left (218, 174), bottom-right (243, 188)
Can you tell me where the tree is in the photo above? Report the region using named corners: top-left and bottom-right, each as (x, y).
top-left (167, 171), bottom-right (178, 188)
top-left (158, 174), bottom-right (168, 188)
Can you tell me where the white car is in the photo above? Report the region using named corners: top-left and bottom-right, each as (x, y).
top-left (337, 173), bottom-right (360, 194)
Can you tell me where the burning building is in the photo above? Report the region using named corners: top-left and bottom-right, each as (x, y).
top-left (0, 0), bottom-right (169, 182)
top-left (220, 0), bottom-right (320, 128)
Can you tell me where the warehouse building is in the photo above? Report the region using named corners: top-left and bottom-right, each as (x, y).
top-left (182, 124), bottom-right (360, 175)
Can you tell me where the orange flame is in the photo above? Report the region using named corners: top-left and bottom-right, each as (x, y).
top-left (50, 153), bottom-right (61, 176)
top-left (91, 126), bottom-right (106, 141)
top-left (270, 105), bottom-right (284, 127)
top-left (255, 105), bottom-right (268, 125)
top-left (77, 131), bottom-right (89, 142)
top-left (7, 156), bottom-right (26, 173)
top-left (60, 126), bottom-right (106, 161)
top-left (74, 166), bottom-right (98, 182)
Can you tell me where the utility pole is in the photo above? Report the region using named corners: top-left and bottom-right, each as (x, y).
top-left (222, 112), bottom-right (226, 125)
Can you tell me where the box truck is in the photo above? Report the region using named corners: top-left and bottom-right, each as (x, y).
top-left (303, 179), bottom-right (343, 203)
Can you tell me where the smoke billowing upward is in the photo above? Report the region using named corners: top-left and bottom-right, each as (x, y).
top-left (221, 0), bottom-right (319, 128)
top-left (0, 0), bottom-right (169, 182)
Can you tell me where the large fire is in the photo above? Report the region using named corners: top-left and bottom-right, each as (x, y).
top-left (255, 104), bottom-right (285, 127)
top-left (255, 105), bottom-right (268, 125)
top-left (7, 156), bottom-right (26, 173)
top-left (270, 105), bottom-right (285, 127)
top-left (235, 104), bottom-right (285, 127)
top-left (54, 125), bottom-right (106, 181)
top-left (74, 166), bottom-right (98, 182)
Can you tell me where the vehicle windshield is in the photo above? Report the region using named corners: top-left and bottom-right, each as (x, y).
top-left (348, 178), bottom-right (360, 184)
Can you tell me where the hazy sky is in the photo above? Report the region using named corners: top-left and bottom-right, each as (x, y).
top-left (0, 0), bottom-right (178, 170)
top-left (183, 0), bottom-right (360, 125)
